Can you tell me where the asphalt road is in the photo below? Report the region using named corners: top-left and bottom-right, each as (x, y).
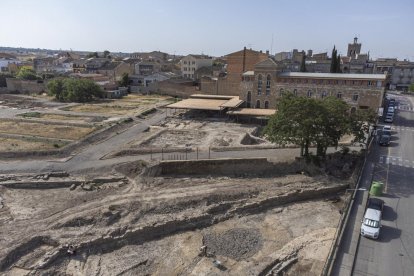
top-left (353, 94), bottom-right (414, 275)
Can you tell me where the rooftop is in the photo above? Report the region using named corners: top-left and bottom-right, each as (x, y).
top-left (278, 72), bottom-right (387, 80)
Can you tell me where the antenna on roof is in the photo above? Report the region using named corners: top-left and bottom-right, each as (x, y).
top-left (270, 33), bottom-right (274, 55)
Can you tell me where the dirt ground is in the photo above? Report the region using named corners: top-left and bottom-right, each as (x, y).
top-left (17, 112), bottom-right (106, 124)
top-left (62, 94), bottom-right (173, 116)
top-left (0, 93), bottom-right (359, 275)
top-left (0, 94), bottom-right (172, 152)
top-left (139, 119), bottom-right (266, 148)
top-left (0, 120), bottom-right (96, 141)
top-left (0, 137), bottom-right (68, 151)
top-left (0, 156), bottom-right (354, 275)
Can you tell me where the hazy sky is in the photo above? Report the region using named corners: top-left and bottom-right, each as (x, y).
top-left (1, 0), bottom-right (413, 59)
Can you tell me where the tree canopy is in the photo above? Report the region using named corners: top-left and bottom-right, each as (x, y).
top-left (263, 93), bottom-right (375, 158)
top-left (300, 52), bottom-right (307, 72)
top-left (16, 68), bottom-right (38, 80)
top-left (409, 83), bottom-right (414, 93)
top-left (47, 78), bottom-right (103, 102)
top-left (87, 52), bottom-right (99, 58)
top-left (103, 50), bottom-right (111, 58)
top-left (330, 46), bottom-right (342, 73)
top-left (118, 73), bottom-right (130, 87)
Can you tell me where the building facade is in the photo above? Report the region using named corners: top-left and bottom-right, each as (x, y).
top-left (180, 55), bottom-right (213, 79)
top-left (240, 58), bottom-right (386, 112)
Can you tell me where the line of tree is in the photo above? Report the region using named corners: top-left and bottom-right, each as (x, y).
top-left (86, 50), bottom-right (111, 59)
top-left (263, 92), bottom-right (376, 158)
top-left (330, 46), bottom-right (342, 73)
top-left (47, 78), bottom-right (103, 102)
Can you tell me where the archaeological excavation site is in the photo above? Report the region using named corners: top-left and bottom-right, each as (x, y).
top-left (0, 94), bottom-right (361, 275)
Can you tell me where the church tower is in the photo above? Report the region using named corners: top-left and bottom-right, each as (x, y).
top-left (347, 37), bottom-right (362, 58)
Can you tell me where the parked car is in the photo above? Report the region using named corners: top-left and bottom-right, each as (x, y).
top-left (367, 198), bottom-right (384, 214)
top-left (361, 198), bottom-right (384, 239)
top-left (382, 125), bottom-right (392, 136)
top-left (388, 106), bottom-right (395, 114)
top-left (384, 115), bottom-right (394, 123)
top-left (379, 134), bottom-right (391, 146)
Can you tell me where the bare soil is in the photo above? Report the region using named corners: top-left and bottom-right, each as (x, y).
top-left (0, 156), bottom-right (353, 275)
top-left (62, 94), bottom-right (172, 116)
top-left (0, 137), bottom-right (68, 151)
top-left (0, 121), bottom-right (96, 140)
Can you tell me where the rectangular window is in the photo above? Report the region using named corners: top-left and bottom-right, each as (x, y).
top-left (376, 81), bottom-right (382, 87)
top-left (192, 61), bottom-right (195, 65)
top-left (368, 81), bottom-right (372, 86)
top-left (352, 94), bottom-right (359, 101)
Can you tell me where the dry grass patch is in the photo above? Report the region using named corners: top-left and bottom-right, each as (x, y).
top-left (63, 95), bottom-right (172, 115)
top-left (0, 137), bottom-right (68, 151)
top-left (18, 112), bottom-right (104, 124)
top-left (0, 121), bottom-right (96, 140)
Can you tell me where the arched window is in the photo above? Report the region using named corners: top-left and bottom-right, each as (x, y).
top-left (246, 91), bottom-right (252, 108)
top-left (257, 74), bottom-right (262, 95)
top-left (350, 107), bottom-right (357, 114)
top-left (293, 89), bottom-right (298, 96)
top-left (280, 88), bottom-right (284, 97)
top-left (307, 90), bottom-right (312, 97)
top-left (264, 101), bottom-right (269, 109)
top-left (256, 100), bottom-right (261, 108)
top-left (265, 75), bottom-right (271, 95)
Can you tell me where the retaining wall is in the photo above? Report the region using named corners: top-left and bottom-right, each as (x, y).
top-left (144, 158), bottom-right (308, 177)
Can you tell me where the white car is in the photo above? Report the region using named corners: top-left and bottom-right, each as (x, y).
top-left (361, 198), bottom-right (384, 239)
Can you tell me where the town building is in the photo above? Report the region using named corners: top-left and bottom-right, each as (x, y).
top-left (180, 55), bottom-right (213, 79)
top-left (240, 58), bottom-right (387, 112)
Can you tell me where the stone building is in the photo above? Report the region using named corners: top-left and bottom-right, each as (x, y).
top-left (199, 47), bottom-right (268, 96)
top-left (240, 58), bottom-right (386, 112)
top-left (180, 55), bottom-right (213, 79)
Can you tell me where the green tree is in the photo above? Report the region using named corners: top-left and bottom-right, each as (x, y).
top-left (300, 52), bottom-right (307, 72)
top-left (47, 79), bottom-right (65, 101)
top-left (350, 108), bottom-right (377, 146)
top-left (103, 50), bottom-right (110, 58)
top-left (47, 78), bottom-right (103, 102)
top-left (16, 68), bottom-right (38, 80)
top-left (314, 96), bottom-right (350, 156)
top-left (87, 52), bottom-right (99, 58)
top-left (330, 46), bottom-right (338, 73)
top-left (264, 93), bottom-right (353, 158)
top-left (264, 93), bottom-right (319, 157)
top-left (336, 54), bottom-right (342, 73)
top-left (409, 83), bottom-right (414, 93)
top-left (118, 73), bottom-right (130, 87)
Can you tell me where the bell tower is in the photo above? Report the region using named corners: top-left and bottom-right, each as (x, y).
top-left (347, 37), bottom-right (362, 58)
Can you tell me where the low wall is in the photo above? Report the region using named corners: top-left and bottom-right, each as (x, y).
top-left (143, 157), bottom-right (309, 178)
top-left (6, 78), bottom-right (46, 94)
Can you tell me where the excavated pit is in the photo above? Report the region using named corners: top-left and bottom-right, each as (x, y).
top-left (0, 155), bottom-right (359, 275)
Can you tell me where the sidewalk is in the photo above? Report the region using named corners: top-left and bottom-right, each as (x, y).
top-left (331, 150), bottom-right (377, 275)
